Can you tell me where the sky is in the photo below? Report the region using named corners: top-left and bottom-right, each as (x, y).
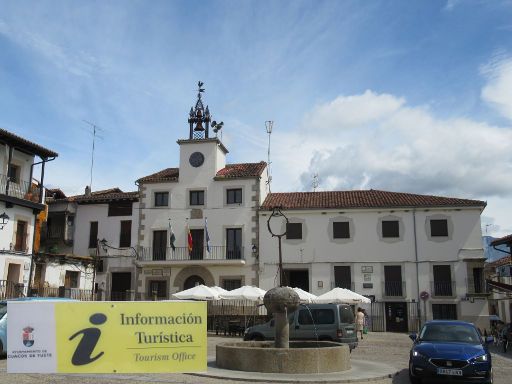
top-left (1, 0), bottom-right (512, 237)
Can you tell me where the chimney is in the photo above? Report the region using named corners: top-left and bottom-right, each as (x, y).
top-left (85, 186), bottom-right (91, 196)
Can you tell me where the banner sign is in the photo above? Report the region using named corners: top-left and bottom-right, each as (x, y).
top-left (7, 301), bottom-right (206, 373)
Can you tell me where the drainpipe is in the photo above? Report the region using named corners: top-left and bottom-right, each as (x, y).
top-left (413, 209), bottom-right (421, 329)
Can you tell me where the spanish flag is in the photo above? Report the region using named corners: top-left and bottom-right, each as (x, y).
top-left (187, 223), bottom-right (193, 254)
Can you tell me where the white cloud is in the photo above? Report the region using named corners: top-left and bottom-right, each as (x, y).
top-left (254, 80), bottom-right (512, 207)
top-left (481, 56), bottom-right (512, 120)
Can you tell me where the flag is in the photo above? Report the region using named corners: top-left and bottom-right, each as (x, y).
top-left (169, 220), bottom-right (176, 251)
top-left (187, 222), bottom-right (193, 254)
top-left (205, 217), bottom-right (211, 254)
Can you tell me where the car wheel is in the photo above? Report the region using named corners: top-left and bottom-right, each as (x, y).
top-left (250, 334), bottom-right (264, 341)
top-left (409, 362), bottom-right (421, 384)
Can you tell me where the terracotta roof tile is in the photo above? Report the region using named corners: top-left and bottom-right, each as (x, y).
top-left (137, 162), bottom-right (266, 183)
top-left (0, 127), bottom-right (58, 158)
top-left (490, 234), bottom-right (512, 247)
top-left (137, 168), bottom-right (179, 183)
top-left (49, 188), bottom-right (138, 204)
top-left (261, 190), bottom-right (486, 210)
top-left (486, 255), bottom-right (512, 268)
top-left (215, 162), bottom-right (267, 179)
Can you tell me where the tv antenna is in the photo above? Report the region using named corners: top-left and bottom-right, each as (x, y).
top-left (312, 173), bottom-right (319, 192)
top-left (82, 120), bottom-right (105, 190)
top-left (265, 121), bottom-right (273, 193)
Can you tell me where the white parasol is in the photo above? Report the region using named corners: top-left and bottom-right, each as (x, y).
top-left (220, 285), bottom-right (267, 301)
top-left (314, 287), bottom-right (371, 304)
top-left (290, 287), bottom-right (317, 303)
top-left (172, 284), bottom-right (220, 300)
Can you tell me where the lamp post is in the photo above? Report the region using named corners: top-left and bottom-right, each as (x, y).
top-left (267, 206), bottom-right (288, 287)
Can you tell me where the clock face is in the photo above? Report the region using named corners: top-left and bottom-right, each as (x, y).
top-left (189, 152), bottom-right (205, 167)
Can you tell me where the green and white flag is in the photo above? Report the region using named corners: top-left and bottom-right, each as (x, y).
top-left (169, 220), bottom-right (176, 250)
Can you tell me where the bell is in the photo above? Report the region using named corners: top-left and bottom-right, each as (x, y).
top-left (194, 121), bottom-right (205, 131)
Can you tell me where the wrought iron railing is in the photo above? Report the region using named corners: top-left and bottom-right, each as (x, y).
top-left (0, 173), bottom-right (40, 202)
top-left (29, 286), bottom-right (94, 301)
top-left (466, 278), bottom-right (488, 295)
top-left (383, 281), bottom-right (405, 297)
top-left (431, 281), bottom-right (456, 297)
top-left (137, 246), bottom-right (245, 262)
top-left (0, 280), bottom-right (24, 299)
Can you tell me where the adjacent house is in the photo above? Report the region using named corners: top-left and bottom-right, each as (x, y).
top-left (0, 128), bottom-right (57, 298)
top-left (41, 187), bottom-right (139, 301)
top-left (486, 234), bottom-right (512, 324)
top-left (258, 190), bottom-right (489, 332)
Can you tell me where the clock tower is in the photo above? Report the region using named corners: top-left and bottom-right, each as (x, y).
top-left (178, 82), bottom-right (228, 184)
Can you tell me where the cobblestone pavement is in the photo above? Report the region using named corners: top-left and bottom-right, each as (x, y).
top-left (0, 332), bottom-right (510, 384)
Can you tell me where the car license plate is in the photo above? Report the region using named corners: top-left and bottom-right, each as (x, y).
top-left (346, 330), bottom-right (353, 334)
top-left (437, 368), bottom-right (463, 376)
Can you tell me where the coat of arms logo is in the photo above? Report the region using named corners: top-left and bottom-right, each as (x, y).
top-left (22, 326), bottom-right (34, 347)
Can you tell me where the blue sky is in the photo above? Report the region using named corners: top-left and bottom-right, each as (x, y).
top-left (1, 0), bottom-right (512, 236)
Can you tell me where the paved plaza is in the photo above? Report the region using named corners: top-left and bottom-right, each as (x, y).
top-left (0, 331), bottom-right (511, 384)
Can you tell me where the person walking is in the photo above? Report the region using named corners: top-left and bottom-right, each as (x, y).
top-left (356, 307), bottom-right (365, 340)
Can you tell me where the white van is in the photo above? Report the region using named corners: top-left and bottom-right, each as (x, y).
top-left (243, 303), bottom-right (358, 350)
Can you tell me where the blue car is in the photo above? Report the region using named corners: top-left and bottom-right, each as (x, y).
top-left (409, 320), bottom-right (493, 384)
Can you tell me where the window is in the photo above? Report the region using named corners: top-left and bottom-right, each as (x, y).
top-left (154, 192), bottom-right (169, 207)
top-left (14, 220), bottom-right (28, 252)
top-left (333, 222), bottom-right (350, 239)
top-left (88, 221), bottom-right (98, 248)
top-left (384, 265), bottom-right (403, 296)
top-left (65, 271), bottom-right (80, 288)
top-left (108, 201), bottom-right (133, 216)
top-left (430, 219), bottom-right (448, 237)
top-left (298, 309), bottom-right (335, 325)
top-left (190, 190), bottom-right (204, 206)
top-left (8, 164), bottom-right (20, 183)
top-left (148, 280), bottom-right (167, 299)
top-left (226, 228), bottom-right (242, 259)
top-left (226, 188), bottom-right (242, 204)
top-left (334, 266), bottom-right (351, 290)
top-left (433, 265), bottom-right (452, 296)
top-left (382, 220), bottom-right (399, 238)
top-left (152, 230), bottom-right (167, 261)
top-left (119, 220), bottom-right (132, 248)
top-left (286, 223), bottom-right (302, 240)
top-left (222, 279), bottom-right (242, 291)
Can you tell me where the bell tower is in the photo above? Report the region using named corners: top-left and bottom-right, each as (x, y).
top-left (179, 81), bottom-right (228, 182)
top-left (188, 81), bottom-right (211, 139)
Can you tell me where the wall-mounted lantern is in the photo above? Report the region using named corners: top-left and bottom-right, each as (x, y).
top-left (0, 212), bottom-right (9, 230)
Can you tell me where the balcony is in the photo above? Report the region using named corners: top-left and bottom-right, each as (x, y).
top-left (430, 281), bottom-right (456, 297)
top-left (383, 281), bottom-right (405, 297)
top-left (0, 173), bottom-right (40, 202)
top-left (137, 246), bottom-right (246, 265)
top-left (466, 278), bottom-right (489, 296)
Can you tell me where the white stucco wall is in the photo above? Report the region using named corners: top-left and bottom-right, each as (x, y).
top-left (73, 201), bottom-right (140, 257)
top-left (0, 203), bottom-right (36, 285)
top-left (258, 206), bottom-right (485, 301)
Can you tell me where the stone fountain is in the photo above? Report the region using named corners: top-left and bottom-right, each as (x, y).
top-left (216, 286), bottom-right (351, 373)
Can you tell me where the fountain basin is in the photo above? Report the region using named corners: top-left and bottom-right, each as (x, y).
top-left (216, 341), bottom-right (350, 373)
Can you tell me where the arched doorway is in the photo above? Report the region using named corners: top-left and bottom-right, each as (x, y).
top-left (184, 275), bottom-right (205, 290)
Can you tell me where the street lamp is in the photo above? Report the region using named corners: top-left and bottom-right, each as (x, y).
top-left (267, 206), bottom-right (289, 287)
top-left (0, 212), bottom-right (9, 230)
